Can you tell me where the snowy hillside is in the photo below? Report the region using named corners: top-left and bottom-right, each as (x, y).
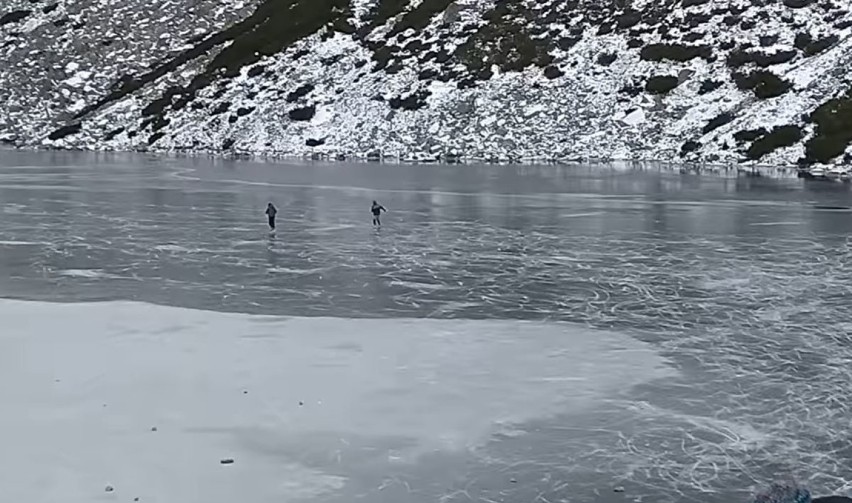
top-left (1, 0), bottom-right (851, 165)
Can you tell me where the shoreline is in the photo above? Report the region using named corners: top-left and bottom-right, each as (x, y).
top-left (0, 143), bottom-right (822, 179)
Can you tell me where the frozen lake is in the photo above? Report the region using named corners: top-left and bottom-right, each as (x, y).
top-left (1, 150), bottom-right (852, 503)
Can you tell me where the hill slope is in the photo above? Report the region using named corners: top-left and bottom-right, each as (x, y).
top-left (1, 0), bottom-right (851, 165)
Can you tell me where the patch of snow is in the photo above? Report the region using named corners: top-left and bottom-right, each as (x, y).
top-left (64, 71), bottom-right (92, 88)
top-left (0, 299), bottom-right (672, 501)
top-left (621, 108), bottom-right (646, 127)
top-left (68, 99), bottom-right (88, 113)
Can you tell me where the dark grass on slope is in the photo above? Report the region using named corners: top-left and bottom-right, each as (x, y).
top-left (359, 0), bottom-right (454, 76)
top-left (794, 32), bottom-right (840, 56)
top-left (645, 75), bottom-right (679, 94)
top-left (726, 48), bottom-right (797, 68)
top-left (732, 70), bottom-right (792, 99)
top-left (745, 125), bottom-right (802, 160)
top-left (365, 0), bottom-right (559, 80)
top-left (63, 0), bottom-right (351, 138)
top-left (804, 87), bottom-right (852, 164)
top-left (0, 9), bottom-right (30, 26)
top-left (455, 0), bottom-right (553, 74)
top-left (364, 0), bottom-right (408, 32)
top-left (370, 0), bottom-right (712, 83)
top-left (389, 0), bottom-right (454, 35)
top-left (702, 112), bottom-right (735, 134)
top-left (640, 43), bottom-right (713, 62)
top-left (363, 0), bottom-right (463, 37)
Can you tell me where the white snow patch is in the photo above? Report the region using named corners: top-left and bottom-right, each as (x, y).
top-left (64, 71), bottom-right (92, 88)
top-left (621, 108), bottom-right (646, 126)
top-left (524, 103), bottom-right (546, 118)
top-left (428, 80), bottom-right (456, 99)
top-left (0, 299), bottom-right (673, 502)
top-left (68, 99), bottom-right (88, 113)
top-left (311, 104), bottom-right (333, 126)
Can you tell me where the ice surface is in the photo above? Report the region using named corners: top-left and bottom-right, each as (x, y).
top-left (0, 299), bottom-right (671, 503)
top-left (2, 153), bottom-right (852, 502)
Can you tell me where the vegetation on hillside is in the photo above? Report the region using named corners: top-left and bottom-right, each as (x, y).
top-left (26, 0), bottom-right (851, 163)
top-left (804, 88), bottom-right (852, 164)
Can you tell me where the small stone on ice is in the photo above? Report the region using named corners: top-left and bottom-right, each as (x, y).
top-left (299, 401), bottom-right (304, 406)
top-left (614, 486), bottom-right (625, 492)
top-left (105, 485), bottom-right (114, 492)
top-left (151, 426), bottom-right (157, 432)
top-left (510, 478), bottom-right (517, 483)
top-left (220, 458), bottom-right (235, 465)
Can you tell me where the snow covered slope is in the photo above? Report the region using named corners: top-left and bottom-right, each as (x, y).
top-left (1, 0), bottom-right (851, 165)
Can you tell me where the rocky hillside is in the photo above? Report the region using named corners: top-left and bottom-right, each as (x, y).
top-left (1, 0), bottom-right (851, 165)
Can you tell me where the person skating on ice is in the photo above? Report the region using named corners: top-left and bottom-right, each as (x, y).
top-left (371, 200), bottom-right (386, 226)
top-left (265, 202), bottom-right (277, 230)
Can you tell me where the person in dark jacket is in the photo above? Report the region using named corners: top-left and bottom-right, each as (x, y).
top-left (371, 200), bottom-right (386, 226)
top-left (265, 202), bottom-right (277, 230)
